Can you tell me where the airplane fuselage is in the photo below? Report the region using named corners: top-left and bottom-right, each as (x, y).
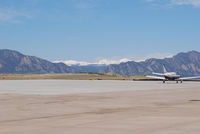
top-left (164, 72), bottom-right (180, 81)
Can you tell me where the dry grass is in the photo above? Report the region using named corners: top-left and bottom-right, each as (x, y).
top-left (0, 73), bottom-right (152, 80)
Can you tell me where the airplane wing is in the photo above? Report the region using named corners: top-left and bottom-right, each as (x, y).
top-left (146, 75), bottom-right (165, 80)
top-left (152, 72), bottom-right (165, 76)
top-left (179, 76), bottom-right (200, 80)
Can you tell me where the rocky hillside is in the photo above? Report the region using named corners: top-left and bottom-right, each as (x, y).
top-left (1, 49), bottom-right (200, 76)
top-left (106, 51), bottom-right (200, 76)
top-left (0, 49), bottom-right (74, 73)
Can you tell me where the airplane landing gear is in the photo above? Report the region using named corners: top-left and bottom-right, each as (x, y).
top-left (163, 80), bottom-right (165, 83)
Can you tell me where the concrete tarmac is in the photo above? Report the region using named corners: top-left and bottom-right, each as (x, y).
top-left (0, 80), bottom-right (199, 95)
top-left (0, 80), bottom-right (200, 134)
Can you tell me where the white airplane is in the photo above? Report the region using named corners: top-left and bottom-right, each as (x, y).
top-left (146, 65), bottom-right (200, 83)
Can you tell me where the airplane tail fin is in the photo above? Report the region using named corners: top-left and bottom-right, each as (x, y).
top-left (163, 64), bottom-right (167, 73)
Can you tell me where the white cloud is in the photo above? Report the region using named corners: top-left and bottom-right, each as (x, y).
top-left (55, 60), bottom-right (91, 66)
top-left (96, 58), bottom-right (131, 65)
top-left (0, 8), bottom-right (31, 23)
top-left (171, 0), bottom-right (200, 7)
top-left (142, 53), bottom-right (173, 61)
top-left (54, 58), bottom-right (131, 66)
top-left (54, 53), bottom-right (174, 66)
top-left (146, 0), bottom-right (200, 7)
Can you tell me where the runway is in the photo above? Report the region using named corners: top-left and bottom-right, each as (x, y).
top-left (0, 80), bottom-right (199, 95)
top-left (0, 80), bottom-right (200, 134)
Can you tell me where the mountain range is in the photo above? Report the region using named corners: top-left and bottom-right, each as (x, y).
top-left (0, 49), bottom-right (74, 74)
top-left (0, 49), bottom-right (200, 76)
top-left (106, 51), bottom-right (200, 76)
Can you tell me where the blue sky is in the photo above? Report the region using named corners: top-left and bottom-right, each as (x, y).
top-left (0, 0), bottom-right (200, 63)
